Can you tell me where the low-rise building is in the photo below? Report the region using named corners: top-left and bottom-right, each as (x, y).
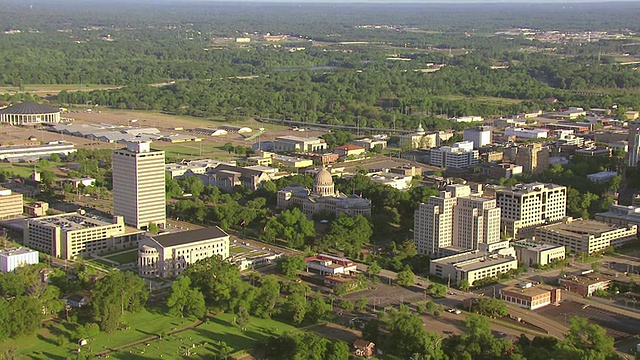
top-left (596, 205), bottom-right (640, 228)
top-left (505, 128), bottom-right (548, 139)
top-left (24, 201), bottom-right (49, 217)
top-left (429, 251), bottom-right (518, 286)
top-left (305, 253), bottom-right (357, 275)
top-left (271, 154), bottom-right (314, 168)
top-left (138, 227), bottom-right (230, 278)
top-left (535, 218), bottom-right (637, 254)
top-left (500, 283), bottom-right (561, 310)
top-left (0, 188), bottom-right (23, 219)
top-left (334, 144), bottom-right (366, 158)
top-left (25, 211), bottom-right (143, 259)
top-left (198, 164), bottom-right (283, 191)
top-left (273, 136), bottom-right (327, 153)
top-left (463, 126), bottom-right (492, 149)
top-left (65, 177), bottom-right (96, 188)
top-left (488, 163), bottom-right (523, 180)
top-left (353, 340), bottom-right (376, 358)
top-left (587, 171), bottom-right (618, 183)
top-left (0, 247), bottom-right (39, 273)
top-left (0, 141), bottom-right (76, 161)
top-left (559, 275), bottom-right (610, 297)
top-left (352, 138), bottom-right (387, 151)
top-left (512, 240), bottom-right (566, 267)
top-left (399, 124), bottom-right (438, 149)
top-left (367, 173), bottom-right (413, 190)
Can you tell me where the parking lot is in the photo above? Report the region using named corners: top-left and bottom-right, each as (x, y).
top-left (536, 300), bottom-right (640, 340)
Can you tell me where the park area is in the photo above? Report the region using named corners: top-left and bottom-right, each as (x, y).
top-left (1, 309), bottom-right (296, 359)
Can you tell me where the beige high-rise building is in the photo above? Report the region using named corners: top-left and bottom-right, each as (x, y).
top-left (414, 184), bottom-right (500, 257)
top-left (515, 143), bottom-right (549, 174)
top-left (495, 182), bottom-right (566, 238)
top-left (453, 197), bottom-right (501, 250)
top-left (113, 141), bottom-right (166, 230)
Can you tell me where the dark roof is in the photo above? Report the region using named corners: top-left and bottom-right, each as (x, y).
top-left (0, 102), bottom-right (59, 115)
top-left (152, 226), bottom-right (228, 248)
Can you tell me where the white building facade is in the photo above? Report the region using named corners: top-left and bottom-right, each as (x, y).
top-left (0, 248), bottom-right (39, 273)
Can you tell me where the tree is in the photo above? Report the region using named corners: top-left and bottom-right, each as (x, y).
top-left (91, 270), bottom-right (148, 331)
top-left (356, 298), bottom-right (368, 312)
top-left (340, 299), bottom-right (354, 312)
top-left (166, 276), bottom-right (207, 318)
top-left (388, 312), bottom-right (444, 359)
top-left (286, 293), bottom-right (307, 324)
top-left (307, 295), bottom-right (330, 323)
top-left (251, 275), bottom-right (280, 318)
top-left (262, 208), bottom-right (315, 249)
top-left (49, 153), bottom-right (61, 162)
top-left (459, 280), bottom-right (471, 292)
top-left (472, 297), bottom-right (508, 318)
top-left (277, 256), bottom-right (306, 278)
top-left (235, 307), bottom-right (250, 331)
top-left (148, 222), bottom-right (160, 234)
top-left (184, 255), bottom-right (243, 310)
top-left (562, 316), bottom-right (615, 360)
top-left (397, 266), bottom-right (416, 287)
top-left (368, 261), bottom-right (381, 278)
top-left (428, 283), bottom-right (447, 298)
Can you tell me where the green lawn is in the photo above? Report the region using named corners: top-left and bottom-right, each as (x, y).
top-left (154, 142), bottom-right (235, 160)
top-left (2, 310), bottom-right (295, 359)
top-left (229, 245), bottom-right (252, 254)
top-left (105, 249), bottom-right (139, 264)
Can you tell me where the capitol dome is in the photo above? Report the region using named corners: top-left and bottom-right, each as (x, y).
top-left (313, 167), bottom-right (335, 197)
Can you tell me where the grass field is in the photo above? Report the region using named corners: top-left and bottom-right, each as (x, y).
top-left (2, 309), bottom-right (296, 359)
top-left (104, 249), bottom-right (139, 264)
top-left (153, 142), bottom-right (234, 160)
top-left (229, 245), bottom-right (252, 254)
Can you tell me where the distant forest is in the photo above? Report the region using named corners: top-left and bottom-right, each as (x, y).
top-left (2, 1), bottom-right (640, 129)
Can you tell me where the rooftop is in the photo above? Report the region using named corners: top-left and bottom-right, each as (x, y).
top-left (512, 240), bottom-right (564, 251)
top-left (432, 250), bottom-right (517, 272)
top-left (0, 247), bottom-right (38, 257)
top-left (496, 182), bottom-right (565, 196)
top-left (28, 212), bottom-right (120, 231)
top-left (538, 218), bottom-right (636, 237)
top-left (276, 135), bottom-right (324, 142)
top-left (151, 226), bottom-right (229, 248)
top-left (0, 102), bottom-right (59, 115)
top-left (501, 284), bottom-right (555, 297)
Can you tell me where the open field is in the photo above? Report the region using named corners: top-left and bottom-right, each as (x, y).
top-left (1, 310), bottom-right (296, 359)
top-left (0, 84), bottom-right (121, 97)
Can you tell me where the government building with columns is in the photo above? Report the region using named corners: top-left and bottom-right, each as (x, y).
top-left (277, 167), bottom-right (371, 217)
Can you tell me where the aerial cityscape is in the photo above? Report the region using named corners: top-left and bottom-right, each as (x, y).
top-left (1, 0), bottom-right (640, 359)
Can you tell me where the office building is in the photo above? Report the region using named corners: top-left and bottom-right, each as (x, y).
top-left (628, 120), bottom-right (640, 167)
top-left (463, 126), bottom-right (492, 149)
top-left (399, 124), bottom-right (438, 150)
top-left (0, 141), bottom-right (76, 161)
top-left (453, 197), bottom-right (501, 251)
top-left (515, 143), bottom-right (549, 173)
top-left (138, 227), bottom-right (230, 278)
top-left (0, 188), bottom-right (23, 219)
top-left (414, 184), bottom-right (499, 257)
top-left (495, 182), bottom-right (567, 237)
top-left (596, 204), bottom-right (640, 228)
top-left (535, 218), bottom-right (637, 255)
top-left (430, 251), bottom-right (517, 287)
top-left (113, 141), bottom-right (166, 230)
top-left (273, 136), bottom-right (327, 153)
top-left (559, 275), bottom-right (610, 297)
top-left (500, 284), bottom-right (561, 310)
top-left (512, 240), bottom-right (566, 267)
top-left (0, 248), bottom-right (39, 273)
top-left (25, 211), bottom-right (143, 260)
top-left (429, 141), bottom-right (479, 168)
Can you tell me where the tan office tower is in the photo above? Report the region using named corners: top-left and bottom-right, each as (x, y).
top-left (495, 182), bottom-right (566, 238)
top-left (453, 197), bottom-right (501, 250)
top-left (414, 191), bottom-right (457, 257)
top-left (515, 143), bottom-right (549, 174)
top-left (113, 141), bottom-right (166, 230)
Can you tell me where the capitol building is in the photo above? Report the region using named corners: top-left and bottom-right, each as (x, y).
top-left (277, 168), bottom-right (371, 217)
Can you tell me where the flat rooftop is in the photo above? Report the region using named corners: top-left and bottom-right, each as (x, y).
top-left (512, 240), bottom-right (564, 251)
top-left (496, 182), bottom-right (565, 196)
top-left (501, 284), bottom-right (554, 297)
top-left (151, 226), bottom-right (228, 248)
top-left (276, 135), bottom-right (323, 142)
top-left (539, 219), bottom-right (635, 237)
top-left (28, 212), bottom-right (118, 231)
top-left (433, 250), bottom-right (517, 272)
top-left (0, 247), bottom-right (37, 257)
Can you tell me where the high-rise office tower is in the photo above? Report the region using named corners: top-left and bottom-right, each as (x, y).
top-left (453, 197), bottom-right (501, 250)
top-left (112, 141), bottom-right (166, 230)
top-left (414, 191), bottom-right (457, 257)
top-left (628, 120), bottom-right (640, 167)
top-left (495, 182), bottom-right (566, 238)
top-left (515, 143), bottom-right (549, 174)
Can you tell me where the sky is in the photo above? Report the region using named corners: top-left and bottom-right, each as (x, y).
top-left (180, 0), bottom-right (640, 2)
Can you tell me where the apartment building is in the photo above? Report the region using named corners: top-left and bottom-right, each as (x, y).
top-left (495, 182), bottom-right (567, 237)
top-left (535, 218), bottom-right (637, 254)
top-left (113, 141), bottom-right (166, 230)
top-left (25, 211), bottom-right (143, 259)
top-left (138, 227), bottom-right (230, 278)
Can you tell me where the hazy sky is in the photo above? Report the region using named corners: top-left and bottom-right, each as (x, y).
top-left (182, 0), bottom-right (640, 2)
